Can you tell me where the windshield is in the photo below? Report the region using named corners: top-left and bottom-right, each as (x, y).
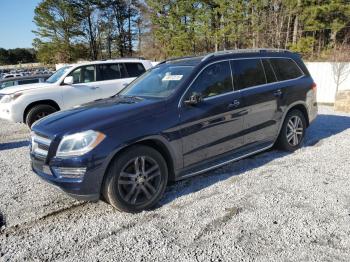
top-left (120, 65), bottom-right (194, 98)
top-left (45, 66), bottom-right (71, 84)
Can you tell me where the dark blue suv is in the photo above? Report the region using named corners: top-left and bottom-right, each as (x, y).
top-left (30, 49), bottom-right (318, 212)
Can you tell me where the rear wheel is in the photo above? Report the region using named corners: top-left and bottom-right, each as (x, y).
top-left (25, 104), bottom-right (57, 127)
top-left (277, 109), bottom-right (306, 151)
top-left (103, 145), bottom-right (168, 213)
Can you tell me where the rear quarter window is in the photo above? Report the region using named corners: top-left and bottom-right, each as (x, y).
top-left (124, 63), bottom-right (146, 77)
top-left (269, 58), bottom-right (304, 81)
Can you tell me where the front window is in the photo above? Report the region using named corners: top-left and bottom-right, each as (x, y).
top-left (188, 61), bottom-right (233, 98)
top-left (46, 66), bottom-right (72, 84)
top-left (68, 65), bottom-right (95, 84)
top-left (120, 65), bottom-right (193, 98)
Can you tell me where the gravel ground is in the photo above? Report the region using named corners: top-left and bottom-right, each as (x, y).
top-left (0, 106), bottom-right (350, 261)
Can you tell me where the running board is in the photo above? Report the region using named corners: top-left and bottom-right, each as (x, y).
top-left (176, 143), bottom-right (274, 180)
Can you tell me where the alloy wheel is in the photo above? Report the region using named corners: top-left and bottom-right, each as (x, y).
top-left (35, 112), bottom-right (48, 121)
top-left (117, 156), bottom-right (161, 205)
top-left (286, 115), bottom-right (304, 146)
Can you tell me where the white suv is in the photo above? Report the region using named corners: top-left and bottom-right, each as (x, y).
top-left (0, 59), bottom-right (153, 126)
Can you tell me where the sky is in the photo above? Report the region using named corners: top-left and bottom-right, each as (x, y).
top-left (0, 0), bottom-right (41, 49)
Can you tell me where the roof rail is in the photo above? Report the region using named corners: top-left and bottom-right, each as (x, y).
top-left (201, 48), bottom-right (291, 61)
top-left (107, 57), bottom-right (146, 61)
top-left (158, 55), bottom-right (201, 65)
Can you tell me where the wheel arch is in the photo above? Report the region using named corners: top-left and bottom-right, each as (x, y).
top-left (275, 101), bottom-right (310, 143)
top-left (103, 137), bottom-right (177, 186)
top-left (23, 100), bottom-right (61, 122)
top-left (288, 103), bottom-right (310, 127)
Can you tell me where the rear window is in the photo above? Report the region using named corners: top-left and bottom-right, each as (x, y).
top-left (124, 63), bottom-right (146, 77)
top-left (231, 59), bottom-right (266, 90)
top-left (18, 79), bottom-right (39, 85)
top-left (97, 63), bottom-right (126, 81)
top-left (269, 58), bottom-right (303, 81)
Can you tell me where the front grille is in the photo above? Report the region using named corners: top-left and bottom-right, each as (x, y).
top-left (31, 133), bottom-right (52, 161)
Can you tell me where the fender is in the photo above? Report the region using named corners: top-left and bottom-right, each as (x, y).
top-left (99, 134), bottom-right (179, 187)
top-left (273, 101), bottom-right (309, 144)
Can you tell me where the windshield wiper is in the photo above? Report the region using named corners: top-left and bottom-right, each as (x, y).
top-left (120, 95), bottom-right (142, 100)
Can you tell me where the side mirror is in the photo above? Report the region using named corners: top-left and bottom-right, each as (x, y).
top-left (184, 93), bottom-right (203, 106)
top-left (63, 76), bottom-right (74, 85)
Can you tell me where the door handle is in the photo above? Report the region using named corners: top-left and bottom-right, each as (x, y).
top-left (90, 86), bottom-right (100, 90)
top-left (273, 89), bottom-right (282, 97)
top-left (228, 100), bottom-right (240, 108)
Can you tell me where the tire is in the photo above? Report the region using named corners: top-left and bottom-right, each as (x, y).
top-left (25, 104), bottom-right (57, 128)
top-left (102, 145), bottom-right (168, 213)
top-left (276, 109), bottom-right (306, 151)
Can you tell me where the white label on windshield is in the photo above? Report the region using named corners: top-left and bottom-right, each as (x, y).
top-left (162, 75), bottom-right (183, 81)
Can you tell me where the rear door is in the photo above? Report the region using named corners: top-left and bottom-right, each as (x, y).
top-left (96, 62), bottom-right (147, 98)
top-left (96, 63), bottom-right (127, 98)
top-left (179, 60), bottom-right (244, 167)
top-left (231, 58), bottom-right (281, 147)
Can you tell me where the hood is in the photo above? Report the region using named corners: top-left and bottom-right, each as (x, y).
top-left (0, 82), bottom-right (51, 94)
top-left (32, 96), bottom-right (166, 137)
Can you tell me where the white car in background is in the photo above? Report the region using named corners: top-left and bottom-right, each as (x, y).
top-left (2, 73), bottom-right (24, 79)
top-left (0, 59), bottom-right (153, 127)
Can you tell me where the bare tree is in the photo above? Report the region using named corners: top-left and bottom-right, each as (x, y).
top-left (332, 43), bottom-right (350, 96)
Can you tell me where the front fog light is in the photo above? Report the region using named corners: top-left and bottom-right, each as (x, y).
top-left (52, 167), bottom-right (87, 179)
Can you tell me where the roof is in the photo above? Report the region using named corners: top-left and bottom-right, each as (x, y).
top-left (202, 48), bottom-right (293, 61)
top-left (159, 48), bottom-right (295, 66)
top-left (70, 58), bottom-right (151, 68)
top-left (158, 56), bottom-right (204, 66)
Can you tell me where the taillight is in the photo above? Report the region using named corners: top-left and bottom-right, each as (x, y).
top-left (311, 82), bottom-right (317, 94)
top-left (311, 82), bottom-right (317, 90)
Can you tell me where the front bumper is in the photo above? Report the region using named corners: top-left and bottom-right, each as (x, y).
top-left (0, 103), bottom-right (22, 122)
top-left (31, 153), bottom-right (105, 201)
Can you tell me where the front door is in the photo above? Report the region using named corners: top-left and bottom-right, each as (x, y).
top-left (179, 61), bottom-right (244, 167)
top-left (62, 65), bottom-right (102, 109)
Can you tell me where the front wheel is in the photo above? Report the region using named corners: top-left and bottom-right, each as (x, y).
top-left (25, 104), bottom-right (57, 128)
top-left (102, 145), bottom-right (168, 213)
top-left (277, 109), bottom-right (306, 151)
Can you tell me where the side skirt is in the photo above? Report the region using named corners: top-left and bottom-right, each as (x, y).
top-left (176, 143), bottom-right (274, 181)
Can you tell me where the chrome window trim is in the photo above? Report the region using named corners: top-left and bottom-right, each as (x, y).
top-left (178, 56), bottom-right (305, 108)
top-left (203, 90), bottom-right (237, 101)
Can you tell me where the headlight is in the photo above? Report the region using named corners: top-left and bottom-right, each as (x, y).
top-left (0, 93), bottom-right (22, 103)
top-left (56, 130), bottom-right (106, 157)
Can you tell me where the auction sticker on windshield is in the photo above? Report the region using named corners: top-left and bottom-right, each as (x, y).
top-left (162, 75), bottom-right (183, 81)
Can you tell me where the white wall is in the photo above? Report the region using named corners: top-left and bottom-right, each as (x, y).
top-left (305, 62), bottom-right (350, 104)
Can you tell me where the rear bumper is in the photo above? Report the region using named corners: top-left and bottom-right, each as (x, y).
top-left (306, 89), bottom-right (318, 124)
